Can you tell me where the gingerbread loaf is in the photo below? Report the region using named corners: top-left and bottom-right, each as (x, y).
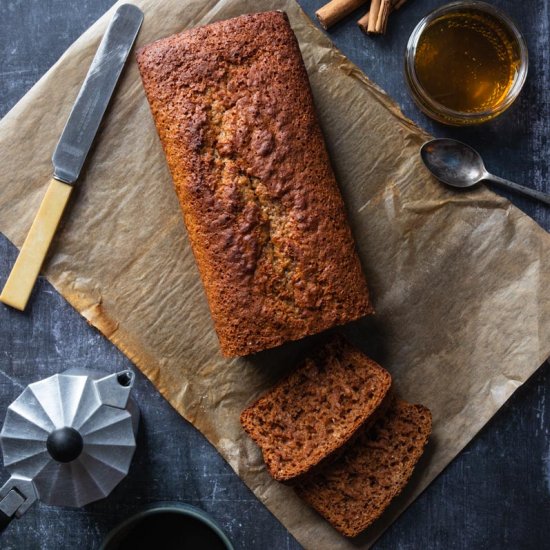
top-left (137, 12), bottom-right (372, 356)
top-left (240, 335), bottom-right (392, 481)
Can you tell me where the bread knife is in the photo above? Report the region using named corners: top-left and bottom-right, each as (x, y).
top-left (0, 4), bottom-right (143, 311)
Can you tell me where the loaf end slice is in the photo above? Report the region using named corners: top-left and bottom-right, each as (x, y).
top-left (295, 398), bottom-right (432, 537)
top-left (240, 335), bottom-right (392, 481)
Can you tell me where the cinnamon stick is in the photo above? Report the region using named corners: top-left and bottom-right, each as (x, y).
top-left (316, 0), bottom-right (368, 30)
top-left (378, 0), bottom-right (392, 33)
top-left (357, 11), bottom-right (370, 34)
top-left (359, 0), bottom-right (409, 35)
top-left (367, 0), bottom-right (381, 33)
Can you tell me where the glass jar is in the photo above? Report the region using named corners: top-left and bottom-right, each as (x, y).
top-left (404, 1), bottom-right (528, 125)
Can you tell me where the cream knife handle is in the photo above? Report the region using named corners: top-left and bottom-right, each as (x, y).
top-left (0, 178), bottom-right (72, 311)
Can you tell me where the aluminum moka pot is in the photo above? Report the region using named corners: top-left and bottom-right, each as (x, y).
top-left (0, 368), bottom-right (139, 531)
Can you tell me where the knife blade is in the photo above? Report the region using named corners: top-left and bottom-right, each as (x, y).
top-left (0, 4), bottom-right (143, 311)
top-left (53, 4), bottom-right (143, 184)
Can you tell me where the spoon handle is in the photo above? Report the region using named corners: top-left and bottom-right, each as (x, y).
top-left (485, 174), bottom-right (550, 206)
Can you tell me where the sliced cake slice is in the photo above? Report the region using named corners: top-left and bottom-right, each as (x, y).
top-left (240, 335), bottom-right (392, 481)
top-left (295, 398), bottom-right (432, 537)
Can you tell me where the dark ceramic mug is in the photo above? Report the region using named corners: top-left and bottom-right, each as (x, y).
top-left (101, 502), bottom-right (234, 550)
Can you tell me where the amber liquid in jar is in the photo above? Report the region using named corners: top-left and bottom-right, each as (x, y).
top-left (414, 9), bottom-right (522, 114)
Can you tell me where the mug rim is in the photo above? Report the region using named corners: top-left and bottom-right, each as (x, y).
top-left (100, 502), bottom-right (234, 550)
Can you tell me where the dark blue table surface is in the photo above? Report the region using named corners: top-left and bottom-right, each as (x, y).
top-left (0, 1), bottom-right (549, 549)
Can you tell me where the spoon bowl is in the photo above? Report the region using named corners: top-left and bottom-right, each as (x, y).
top-left (420, 139), bottom-right (486, 188)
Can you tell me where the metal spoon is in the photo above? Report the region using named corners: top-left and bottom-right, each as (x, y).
top-left (420, 138), bottom-right (550, 206)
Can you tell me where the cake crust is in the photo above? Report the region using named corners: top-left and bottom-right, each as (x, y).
top-left (137, 12), bottom-right (372, 356)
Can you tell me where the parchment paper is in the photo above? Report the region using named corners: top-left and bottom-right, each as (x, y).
top-left (0, 1), bottom-right (549, 548)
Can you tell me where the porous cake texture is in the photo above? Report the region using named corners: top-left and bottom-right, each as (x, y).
top-left (240, 335), bottom-right (391, 481)
top-left (296, 398), bottom-right (432, 537)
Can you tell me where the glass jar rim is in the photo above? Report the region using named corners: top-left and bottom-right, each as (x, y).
top-left (405, 0), bottom-right (529, 123)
